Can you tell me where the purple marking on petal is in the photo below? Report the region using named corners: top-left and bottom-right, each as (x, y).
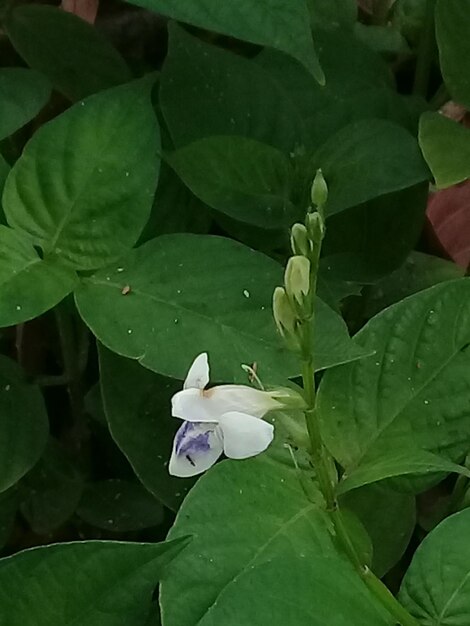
top-left (175, 421), bottom-right (212, 456)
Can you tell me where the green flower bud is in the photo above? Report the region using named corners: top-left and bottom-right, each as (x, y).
top-left (273, 286), bottom-right (299, 348)
top-left (311, 168), bottom-right (328, 208)
top-left (305, 211), bottom-right (325, 246)
top-left (284, 256), bottom-right (311, 307)
top-left (290, 223), bottom-right (311, 257)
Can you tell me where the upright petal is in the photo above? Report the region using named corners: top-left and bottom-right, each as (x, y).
top-left (172, 388), bottom-right (221, 422)
top-left (169, 421), bottom-right (223, 477)
top-left (218, 411), bottom-right (274, 459)
top-left (183, 352), bottom-right (210, 390)
top-left (207, 385), bottom-right (282, 418)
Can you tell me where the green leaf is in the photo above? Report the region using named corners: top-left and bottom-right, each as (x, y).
top-left (0, 538), bottom-right (188, 626)
top-left (100, 347), bottom-right (192, 511)
top-left (312, 119), bottom-right (429, 217)
top-left (337, 450), bottom-right (470, 495)
top-left (77, 479), bottom-right (164, 532)
top-left (436, 0), bottom-right (470, 109)
top-left (160, 457), bottom-right (392, 626)
top-left (4, 4), bottom-right (131, 101)
top-left (4, 76), bottom-right (160, 270)
top-left (125, 0), bottom-right (324, 82)
top-left (76, 234), bottom-right (368, 383)
top-left (0, 226), bottom-right (77, 327)
top-left (318, 279), bottom-right (470, 491)
top-left (19, 439), bottom-right (83, 535)
top-left (400, 509), bottom-right (470, 625)
top-left (0, 356), bottom-right (48, 494)
top-left (160, 24), bottom-right (303, 153)
top-left (419, 112), bottom-right (470, 188)
top-left (322, 184), bottom-right (428, 282)
top-left (169, 136), bottom-right (297, 229)
top-left (0, 488), bottom-right (19, 550)
top-left (0, 68), bottom-right (50, 140)
top-left (340, 484), bottom-right (416, 577)
top-left (307, 0), bottom-right (357, 29)
top-left (363, 252), bottom-right (465, 319)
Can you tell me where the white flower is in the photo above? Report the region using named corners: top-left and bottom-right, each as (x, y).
top-left (169, 353), bottom-right (278, 477)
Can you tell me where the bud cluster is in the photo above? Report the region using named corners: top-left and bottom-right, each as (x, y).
top-left (272, 169), bottom-right (328, 352)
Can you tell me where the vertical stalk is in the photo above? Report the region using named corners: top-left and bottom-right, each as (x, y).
top-left (298, 207), bottom-right (420, 626)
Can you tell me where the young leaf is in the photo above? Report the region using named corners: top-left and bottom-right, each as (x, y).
top-left (77, 479), bottom-right (164, 532)
top-left (340, 484), bottom-right (416, 577)
top-left (75, 234), bottom-right (368, 384)
top-left (159, 457), bottom-right (391, 626)
top-left (436, 0), bottom-right (470, 109)
top-left (99, 347), bottom-right (192, 511)
top-left (318, 279), bottom-right (470, 491)
top-left (0, 68), bottom-right (51, 140)
top-left (419, 112), bottom-right (470, 188)
top-left (400, 509), bottom-right (470, 624)
top-left (124, 0), bottom-right (324, 82)
top-left (168, 136), bottom-right (297, 229)
top-left (4, 76), bottom-right (160, 270)
top-left (0, 538), bottom-right (189, 626)
top-left (0, 226), bottom-right (77, 327)
top-left (0, 356), bottom-right (49, 494)
top-left (4, 4), bottom-right (131, 101)
top-left (311, 119), bottom-right (429, 217)
top-left (160, 24), bottom-right (303, 153)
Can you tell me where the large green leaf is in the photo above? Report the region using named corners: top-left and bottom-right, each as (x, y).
top-left (160, 24), bottom-right (303, 153)
top-left (0, 226), bottom-right (77, 327)
top-left (76, 234), bottom-right (368, 383)
top-left (125, 0), bottom-right (323, 82)
top-left (400, 509), bottom-right (470, 625)
top-left (160, 457), bottom-right (391, 626)
top-left (436, 0), bottom-right (470, 109)
top-left (100, 347), bottom-right (192, 511)
top-left (318, 279), bottom-right (470, 491)
top-left (0, 538), bottom-right (188, 626)
top-left (0, 356), bottom-right (49, 494)
top-left (419, 112), bottom-right (470, 188)
top-left (4, 4), bottom-right (131, 101)
top-left (77, 479), bottom-right (164, 532)
top-left (0, 68), bottom-right (50, 140)
top-left (19, 439), bottom-right (83, 535)
top-left (169, 136), bottom-right (297, 229)
top-left (4, 77), bottom-right (160, 270)
top-left (312, 119), bottom-right (429, 217)
top-left (340, 484), bottom-right (416, 577)
top-left (322, 184), bottom-right (428, 282)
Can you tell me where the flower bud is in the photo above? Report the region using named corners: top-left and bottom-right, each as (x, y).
top-left (305, 211), bottom-right (325, 246)
top-left (311, 168), bottom-right (328, 208)
top-left (273, 286), bottom-right (299, 348)
top-left (290, 223), bottom-right (311, 257)
top-left (284, 256), bottom-right (311, 307)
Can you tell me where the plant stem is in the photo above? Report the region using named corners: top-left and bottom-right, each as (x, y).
top-left (299, 221), bottom-right (419, 626)
top-left (412, 0), bottom-right (436, 98)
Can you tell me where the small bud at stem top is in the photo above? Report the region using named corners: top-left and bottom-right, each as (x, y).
top-left (311, 168), bottom-right (328, 209)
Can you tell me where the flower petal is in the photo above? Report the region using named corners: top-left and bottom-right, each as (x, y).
top-left (169, 421), bottom-right (223, 477)
top-left (208, 385), bottom-right (282, 418)
top-left (172, 388), bottom-right (220, 422)
top-left (183, 352), bottom-right (210, 390)
top-left (218, 411), bottom-right (274, 459)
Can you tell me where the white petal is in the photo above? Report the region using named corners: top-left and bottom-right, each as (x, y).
top-left (168, 421), bottom-right (223, 477)
top-left (208, 385), bottom-right (281, 418)
top-left (184, 352), bottom-right (210, 390)
top-left (171, 388), bottom-right (220, 422)
top-left (218, 411), bottom-right (274, 459)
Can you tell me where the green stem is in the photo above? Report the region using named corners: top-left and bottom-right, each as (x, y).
top-left (299, 217), bottom-right (419, 626)
top-left (412, 0), bottom-right (436, 98)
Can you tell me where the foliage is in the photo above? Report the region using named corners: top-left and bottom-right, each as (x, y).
top-left (0, 1), bottom-right (469, 625)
